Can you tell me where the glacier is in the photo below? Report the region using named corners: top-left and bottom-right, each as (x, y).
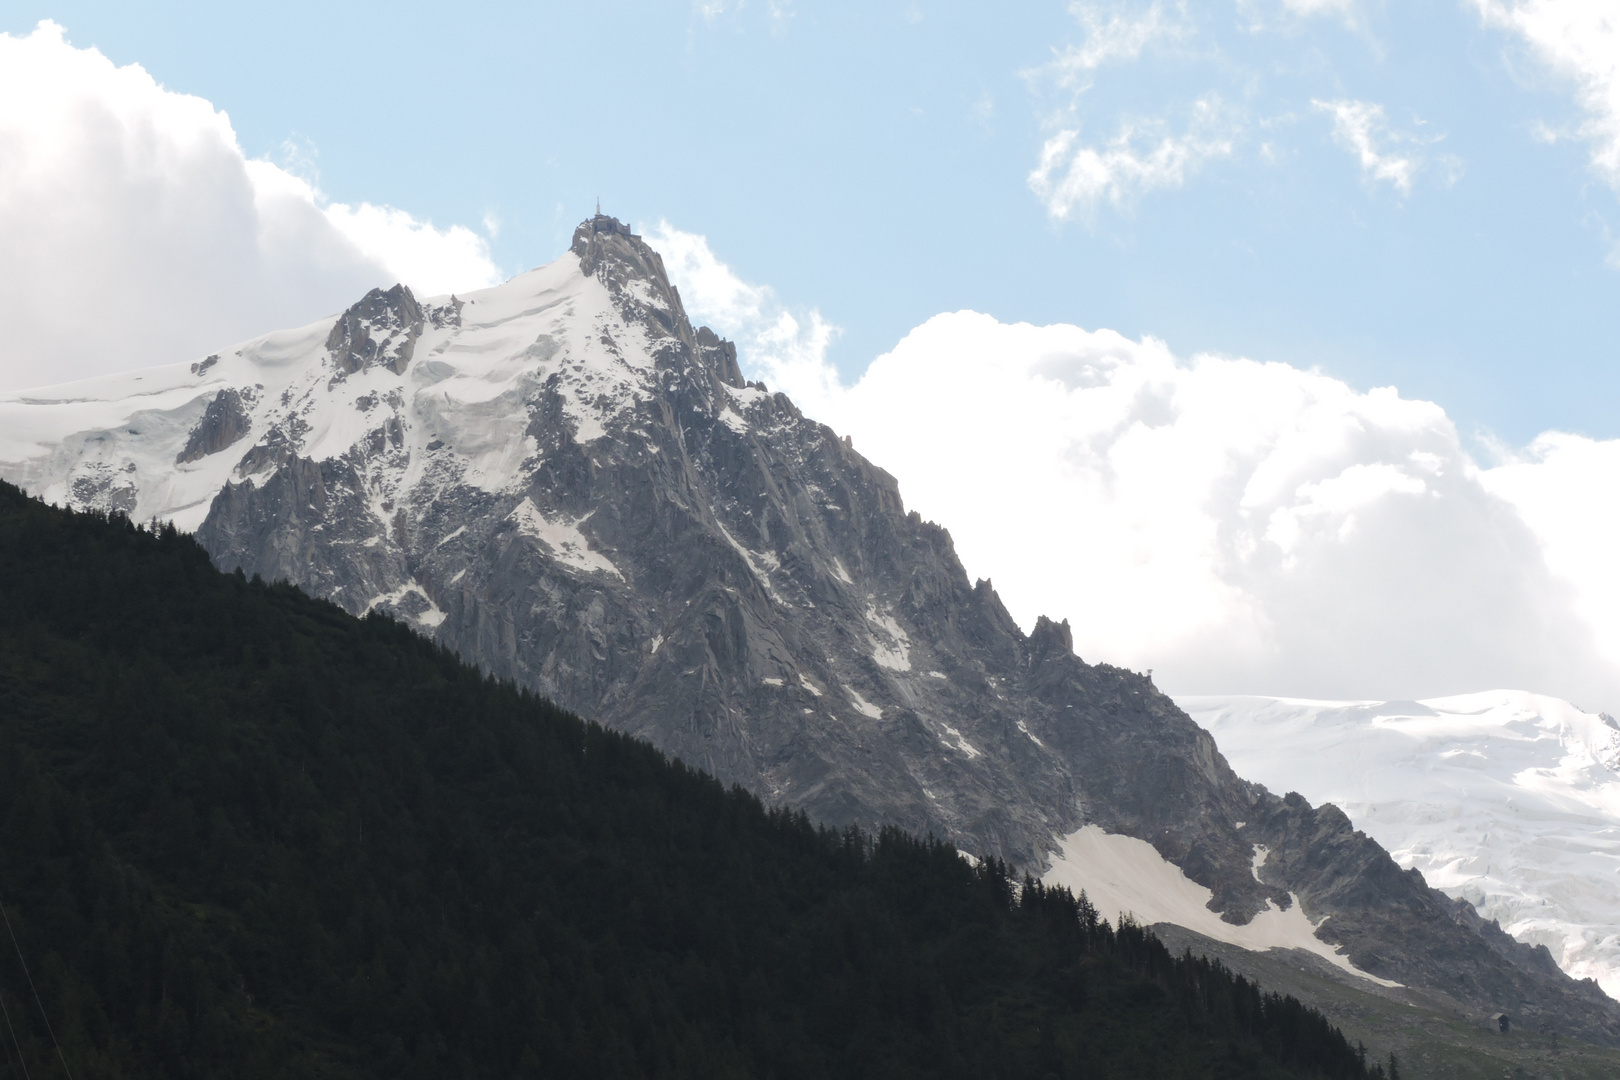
top-left (1182, 691), bottom-right (1620, 999)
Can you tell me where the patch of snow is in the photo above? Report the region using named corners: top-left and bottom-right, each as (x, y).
top-left (939, 723), bottom-right (982, 759)
top-left (1181, 690), bottom-right (1620, 999)
top-left (649, 634), bottom-right (663, 654)
top-left (763, 676), bottom-right (784, 687)
top-left (845, 685), bottom-right (883, 719)
top-left (865, 603), bottom-right (912, 672)
top-left (717, 408), bottom-right (749, 434)
top-left (364, 582), bottom-right (448, 629)
top-left (799, 676), bottom-right (824, 697)
top-left (831, 557), bottom-right (853, 584)
top-left (621, 277), bottom-right (669, 311)
top-left (1251, 845), bottom-right (1270, 883)
top-left (1017, 718), bottom-right (1046, 747)
top-left (508, 498), bottom-right (623, 579)
top-left (725, 384), bottom-right (769, 407)
top-left (713, 519), bottom-right (783, 603)
top-left (1045, 826), bottom-right (1401, 989)
top-left (927, 670), bottom-right (947, 680)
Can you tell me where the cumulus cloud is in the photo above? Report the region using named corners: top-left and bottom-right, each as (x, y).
top-left (660, 227), bottom-right (1620, 708)
top-left (0, 21), bottom-right (501, 392)
top-left (1482, 433), bottom-right (1620, 675)
top-left (1029, 95), bottom-right (1238, 219)
top-left (1475, 0), bottom-right (1620, 189)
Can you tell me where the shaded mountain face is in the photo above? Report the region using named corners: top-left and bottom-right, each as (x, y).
top-left (3, 215), bottom-right (1617, 1041)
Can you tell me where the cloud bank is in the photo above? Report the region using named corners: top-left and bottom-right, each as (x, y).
top-left (0, 22), bottom-right (501, 392)
top-left (660, 224), bottom-right (1620, 709)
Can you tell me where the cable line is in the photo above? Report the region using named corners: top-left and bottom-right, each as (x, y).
top-left (0, 902), bottom-right (70, 1080)
top-left (0, 979), bottom-right (30, 1080)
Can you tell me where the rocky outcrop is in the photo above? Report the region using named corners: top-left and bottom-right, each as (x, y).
top-left (325, 284), bottom-right (425, 376)
top-left (176, 389), bottom-right (250, 464)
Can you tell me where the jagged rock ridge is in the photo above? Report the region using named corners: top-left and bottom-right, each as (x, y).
top-left (2, 215), bottom-right (1617, 1042)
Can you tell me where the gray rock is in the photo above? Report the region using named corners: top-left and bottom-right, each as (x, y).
top-left (325, 284), bottom-right (424, 376)
top-left (176, 388), bottom-right (250, 464)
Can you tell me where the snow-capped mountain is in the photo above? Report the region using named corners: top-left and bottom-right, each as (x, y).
top-left (3, 215), bottom-right (1618, 1041)
top-left (1183, 692), bottom-right (1620, 999)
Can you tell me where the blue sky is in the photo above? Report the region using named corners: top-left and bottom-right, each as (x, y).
top-left (5, 0), bottom-right (1617, 446)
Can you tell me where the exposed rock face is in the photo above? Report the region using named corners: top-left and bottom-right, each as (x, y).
top-left (324, 283), bottom-right (459, 377)
top-left (176, 389), bottom-right (250, 464)
top-left (5, 215), bottom-right (1619, 1043)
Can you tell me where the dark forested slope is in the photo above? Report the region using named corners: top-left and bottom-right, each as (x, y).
top-left (0, 481), bottom-right (1387, 1079)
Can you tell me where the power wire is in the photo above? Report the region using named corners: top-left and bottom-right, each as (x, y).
top-left (0, 979), bottom-right (30, 1080)
top-left (0, 903), bottom-right (70, 1080)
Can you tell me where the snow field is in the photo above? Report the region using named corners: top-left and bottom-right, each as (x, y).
top-left (1043, 825), bottom-right (1401, 988)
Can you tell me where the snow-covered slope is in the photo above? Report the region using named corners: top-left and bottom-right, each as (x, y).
top-left (0, 252), bottom-right (646, 538)
top-left (1043, 825), bottom-right (1401, 988)
top-left (1182, 692), bottom-right (1620, 999)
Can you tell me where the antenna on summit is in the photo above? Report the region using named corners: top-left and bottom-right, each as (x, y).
top-left (596, 196), bottom-right (601, 216)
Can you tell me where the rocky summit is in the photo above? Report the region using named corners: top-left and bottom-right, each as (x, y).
top-left (3, 215), bottom-right (1618, 1041)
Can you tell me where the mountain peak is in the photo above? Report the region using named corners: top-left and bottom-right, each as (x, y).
top-left (570, 213), bottom-right (741, 387)
top-left (326, 283), bottom-right (424, 376)
top-left (571, 213), bottom-right (669, 287)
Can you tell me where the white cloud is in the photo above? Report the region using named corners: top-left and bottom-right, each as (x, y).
top-left (1047, 2), bottom-right (1184, 89)
top-left (829, 316), bottom-right (1617, 704)
top-left (659, 229), bottom-right (1620, 708)
top-left (0, 21), bottom-right (501, 392)
top-left (1280, 0), bottom-right (1357, 14)
top-left (643, 222), bottom-right (840, 409)
top-left (1029, 95), bottom-right (1237, 219)
top-left (1482, 432), bottom-right (1620, 673)
top-left (320, 200), bottom-right (495, 295)
top-left (1313, 98), bottom-right (1435, 192)
top-left (1023, 5), bottom-right (1229, 220)
top-left (1239, 0), bottom-right (1362, 30)
top-left (1475, 0), bottom-right (1620, 189)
